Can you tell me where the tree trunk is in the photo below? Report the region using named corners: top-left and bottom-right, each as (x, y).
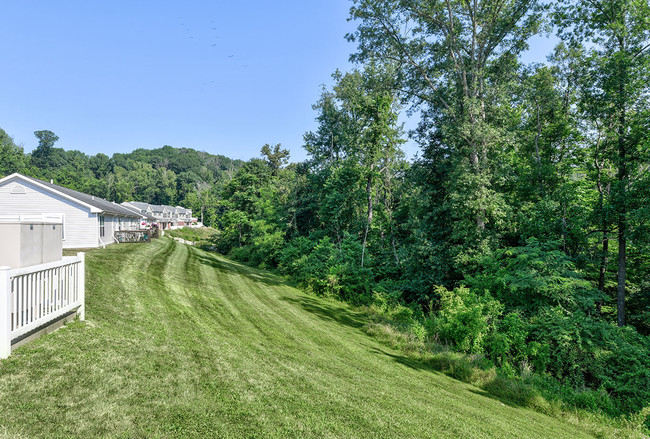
top-left (617, 121), bottom-right (627, 327)
top-left (534, 102), bottom-right (544, 196)
top-left (470, 149), bottom-right (486, 230)
top-left (596, 175), bottom-right (610, 315)
top-left (597, 233), bottom-right (608, 315)
top-left (616, 41), bottom-right (627, 327)
top-left (361, 173), bottom-right (373, 267)
top-left (617, 221), bottom-right (626, 326)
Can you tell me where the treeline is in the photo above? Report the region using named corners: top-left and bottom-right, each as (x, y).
top-left (0, 128), bottom-right (243, 216)
top-left (206, 0), bottom-right (650, 423)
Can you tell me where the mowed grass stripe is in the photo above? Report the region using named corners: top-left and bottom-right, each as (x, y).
top-left (165, 240), bottom-right (592, 438)
top-left (0, 238), bottom-right (596, 438)
top-left (113, 238), bottom-right (266, 436)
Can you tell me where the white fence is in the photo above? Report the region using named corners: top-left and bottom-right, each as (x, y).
top-left (0, 253), bottom-right (85, 359)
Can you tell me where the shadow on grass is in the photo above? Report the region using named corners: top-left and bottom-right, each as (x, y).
top-left (281, 295), bottom-right (366, 330)
top-left (193, 253), bottom-right (287, 288)
top-left (371, 345), bottom-right (541, 412)
top-left (467, 388), bottom-right (521, 408)
top-left (368, 347), bottom-right (438, 373)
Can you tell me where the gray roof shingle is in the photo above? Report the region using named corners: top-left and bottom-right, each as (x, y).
top-left (27, 176), bottom-right (145, 218)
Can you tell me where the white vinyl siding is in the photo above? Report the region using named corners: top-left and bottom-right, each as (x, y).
top-left (0, 179), bottom-right (99, 249)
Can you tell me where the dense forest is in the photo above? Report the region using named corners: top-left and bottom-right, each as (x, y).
top-left (2, 0), bottom-right (649, 427)
top-left (0, 127), bottom-right (244, 221)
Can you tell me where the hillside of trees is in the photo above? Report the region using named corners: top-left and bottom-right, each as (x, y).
top-left (0, 128), bottom-right (244, 221)
top-left (2, 0), bottom-right (648, 429)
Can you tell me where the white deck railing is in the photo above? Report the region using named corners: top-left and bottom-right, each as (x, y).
top-left (0, 253), bottom-right (85, 358)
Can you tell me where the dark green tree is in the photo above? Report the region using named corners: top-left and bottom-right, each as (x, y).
top-left (348, 0), bottom-right (546, 272)
top-left (555, 0), bottom-right (650, 326)
top-left (0, 128), bottom-right (25, 176)
top-left (31, 130), bottom-right (62, 171)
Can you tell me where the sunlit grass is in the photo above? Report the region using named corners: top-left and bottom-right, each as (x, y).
top-left (0, 238), bottom-right (605, 438)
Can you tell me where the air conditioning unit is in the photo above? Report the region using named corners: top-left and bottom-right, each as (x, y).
top-left (0, 215), bottom-right (63, 268)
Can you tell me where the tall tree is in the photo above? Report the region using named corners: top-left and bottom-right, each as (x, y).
top-left (261, 143), bottom-right (290, 176)
top-left (348, 0), bottom-right (545, 269)
top-left (31, 130), bottom-right (60, 170)
top-left (304, 68), bottom-right (404, 267)
top-left (555, 0), bottom-right (650, 326)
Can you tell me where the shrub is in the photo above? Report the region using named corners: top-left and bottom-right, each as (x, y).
top-left (467, 238), bottom-right (603, 315)
top-left (249, 220), bottom-right (285, 268)
top-left (530, 307), bottom-right (650, 414)
top-left (485, 312), bottom-right (529, 370)
top-left (278, 234), bottom-right (373, 304)
top-left (430, 286), bottom-right (502, 354)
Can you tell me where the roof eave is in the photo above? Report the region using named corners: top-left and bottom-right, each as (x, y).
top-left (1, 174), bottom-right (101, 213)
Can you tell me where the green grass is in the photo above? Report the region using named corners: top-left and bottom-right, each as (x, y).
top-left (0, 238), bottom-right (614, 438)
top-left (167, 226), bottom-right (218, 247)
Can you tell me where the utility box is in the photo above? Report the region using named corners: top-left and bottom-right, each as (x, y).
top-left (0, 215), bottom-right (63, 268)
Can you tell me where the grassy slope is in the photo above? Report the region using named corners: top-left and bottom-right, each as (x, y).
top-left (0, 238), bottom-right (597, 438)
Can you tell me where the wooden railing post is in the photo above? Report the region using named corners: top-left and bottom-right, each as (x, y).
top-left (0, 266), bottom-right (12, 359)
top-left (77, 253), bottom-right (85, 321)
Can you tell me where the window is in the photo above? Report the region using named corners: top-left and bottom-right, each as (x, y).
top-left (99, 215), bottom-right (105, 237)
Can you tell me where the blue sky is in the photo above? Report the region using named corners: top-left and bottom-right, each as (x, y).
top-left (0, 1), bottom-right (556, 163)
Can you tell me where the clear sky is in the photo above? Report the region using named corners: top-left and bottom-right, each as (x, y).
top-left (0, 1), bottom-right (556, 163)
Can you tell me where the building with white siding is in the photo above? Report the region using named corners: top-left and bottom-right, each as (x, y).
top-left (122, 202), bottom-right (194, 229)
top-left (0, 173), bottom-right (147, 249)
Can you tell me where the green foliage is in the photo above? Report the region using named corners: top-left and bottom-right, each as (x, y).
top-left (248, 219), bottom-right (285, 268)
top-left (468, 239), bottom-right (602, 314)
top-left (364, 301), bottom-right (644, 436)
top-left (430, 286), bottom-right (502, 354)
top-left (260, 143), bottom-right (290, 175)
top-left (485, 312), bottom-right (530, 371)
top-left (530, 308), bottom-right (650, 414)
top-left (0, 128), bottom-right (25, 177)
top-left (279, 235), bottom-right (373, 305)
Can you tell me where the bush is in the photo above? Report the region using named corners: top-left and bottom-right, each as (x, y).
top-left (249, 220), bottom-right (284, 268)
top-left (278, 234), bottom-right (373, 305)
top-left (430, 286), bottom-right (502, 354)
top-left (485, 311), bottom-right (529, 370)
top-left (530, 307), bottom-right (650, 414)
top-left (467, 238), bottom-right (602, 315)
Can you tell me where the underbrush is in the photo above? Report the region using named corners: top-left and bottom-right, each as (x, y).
top-left (363, 303), bottom-right (650, 438)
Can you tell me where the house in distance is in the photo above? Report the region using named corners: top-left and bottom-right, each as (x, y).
top-left (121, 201), bottom-right (195, 229)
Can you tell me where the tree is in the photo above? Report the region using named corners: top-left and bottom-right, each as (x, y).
top-left (31, 130), bottom-right (60, 169)
top-left (348, 0), bottom-right (546, 271)
top-left (260, 144), bottom-right (290, 176)
top-left (89, 153), bottom-right (112, 179)
top-left (304, 68), bottom-right (405, 267)
top-left (0, 128), bottom-right (25, 176)
top-left (555, 0), bottom-right (650, 326)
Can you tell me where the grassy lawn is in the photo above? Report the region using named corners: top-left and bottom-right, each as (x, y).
top-left (0, 238), bottom-right (602, 438)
